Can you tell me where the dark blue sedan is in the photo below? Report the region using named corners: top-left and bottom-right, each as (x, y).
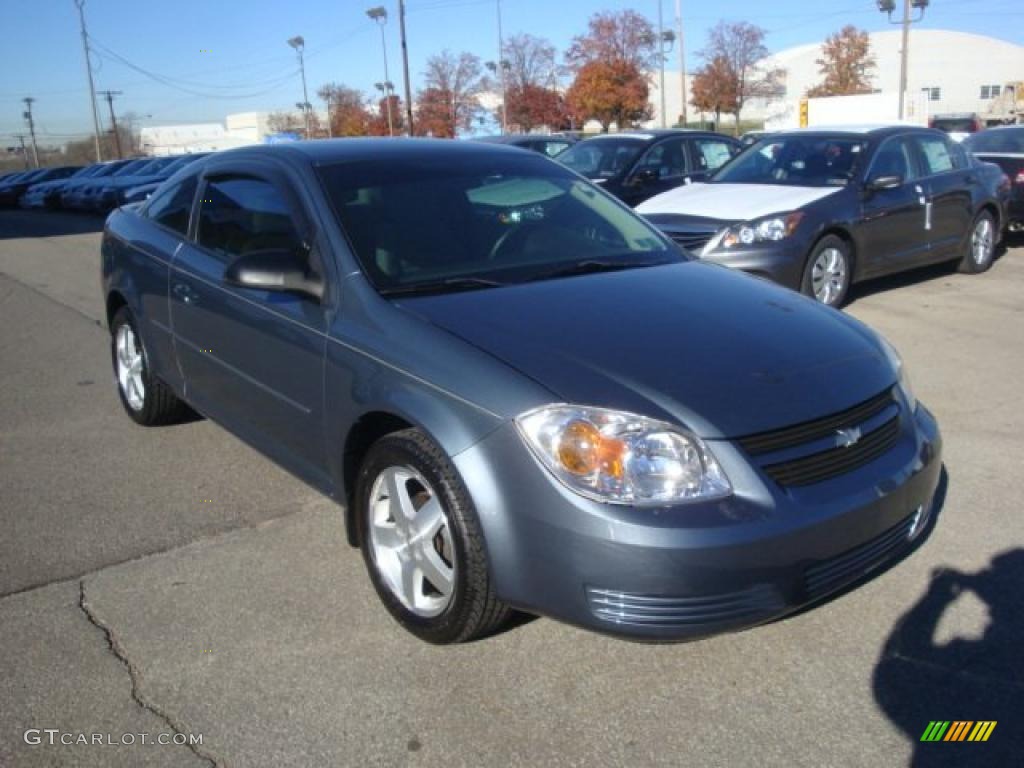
top-left (100, 139), bottom-right (942, 643)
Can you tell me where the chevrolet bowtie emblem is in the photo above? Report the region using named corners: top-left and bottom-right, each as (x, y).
top-left (835, 427), bottom-right (862, 448)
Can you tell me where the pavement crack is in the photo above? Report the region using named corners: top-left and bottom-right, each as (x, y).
top-left (78, 578), bottom-right (223, 768)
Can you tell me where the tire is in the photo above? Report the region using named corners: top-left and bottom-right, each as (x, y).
top-left (957, 210), bottom-right (996, 274)
top-left (355, 428), bottom-right (510, 644)
top-left (110, 306), bottom-right (191, 426)
top-left (800, 235), bottom-right (852, 308)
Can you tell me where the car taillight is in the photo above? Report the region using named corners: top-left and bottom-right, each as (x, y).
top-left (1016, 171), bottom-right (1024, 186)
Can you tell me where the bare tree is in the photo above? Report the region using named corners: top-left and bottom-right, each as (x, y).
top-left (700, 21), bottom-right (782, 133)
top-left (419, 50), bottom-right (484, 136)
top-left (566, 10), bottom-right (659, 72)
top-left (503, 33), bottom-right (560, 90)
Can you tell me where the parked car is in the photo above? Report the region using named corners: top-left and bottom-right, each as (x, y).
top-left (740, 130), bottom-right (774, 146)
top-left (55, 160), bottom-right (134, 210)
top-left (638, 126), bottom-right (1009, 307)
top-left (556, 129), bottom-right (742, 206)
top-left (66, 158), bottom-right (150, 210)
top-left (473, 134), bottom-right (577, 158)
top-left (929, 113), bottom-right (984, 142)
top-left (20, 163), bottom-right (106, 209)
top-left (80, 157), bottom-right (179, 212)
top-left (121, 153), bottom-right (212, 206)
top-left (102, 139), bottom-right (942, 644)
top-left (0, 166), bottom-right (79, 207)
top-left (964, 125), bottom-right (1024, 232)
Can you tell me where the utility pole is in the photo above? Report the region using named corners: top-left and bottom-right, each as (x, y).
top-left (398, 0), bottom-right (415, 135)
top-left (287, 36), bottom-right (311, 139)
top-left (878, 0), bottom-right (929, 120)
top-left (22, 98), bottom-right (40, 168)
top-left (74, 0), bottom-right (103, 162)
top-left (676, 0), bottom-right (686, 126)
top-left (657, 1), bottom-right (666, 128)
top-left (496, 0), bottom-right (507, 133)
top-left (98, 90), bottom-right (123, 158)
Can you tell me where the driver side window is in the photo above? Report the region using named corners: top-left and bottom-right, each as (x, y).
top-left (196, 177), bottom-right (305, 264)
top-left (867, 137), bottom-right (917, 184)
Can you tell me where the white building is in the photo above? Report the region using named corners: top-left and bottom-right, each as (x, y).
top-left (140, 110), bottom-right (325, 155)
top-left (646, 29), bottom-right (1024, 129)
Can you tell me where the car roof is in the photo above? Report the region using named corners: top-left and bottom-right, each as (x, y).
top-left (773, 124), bottom-right (931, 139)
top-left (473, 134), bottom-right (575, 145)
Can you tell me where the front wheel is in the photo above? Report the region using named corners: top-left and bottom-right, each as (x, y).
top-left (110, 307), bottom-right (191, 426)
top-left (801, 235), bottom-right (852, 308)
top-left (355, 428), bottom-right (510, 644)
top-left (957, 211), bottom-right (996, 274)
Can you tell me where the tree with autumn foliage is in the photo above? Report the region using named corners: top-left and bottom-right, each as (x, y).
top-left (369, 93), bottom-right (405, 136)
top-left (505, 83), bottom-right (568, 133)
top-left (690, 55), bottom-right (737, 127)
top-left (699, 21), bottom-right (782, 133)
top-left (318, 84), bottom-right (372, 137)
top-left (565, 10), bottom-right (657, 131)
top-left (566, 59), bottom-right (651, 132)
top-left (414, 50), bottom-right (484, 137)
top-left (498, 34), bottom-right (566, 132)
top-left (806, 26), bottom-right (876, 98)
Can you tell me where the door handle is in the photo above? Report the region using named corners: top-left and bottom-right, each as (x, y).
top-left (172, 283), bottom-right (197, 305)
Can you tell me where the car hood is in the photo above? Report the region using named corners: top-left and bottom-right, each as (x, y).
top-left (397, 262), bottom-right (894, 438)
top-left (637, 182), bottom-right (843, 221)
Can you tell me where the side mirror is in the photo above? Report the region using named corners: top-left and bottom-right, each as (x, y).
top-left (223, 249), bottom-right (324, 301)
top-left (865, 175), bottom-right (903, 193)
top-left (628, 167), bottom-right (659, 187)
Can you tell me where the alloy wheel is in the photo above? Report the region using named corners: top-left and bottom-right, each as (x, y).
top-left (115, 324), bottom-right (145, 411)
top-left (811, 247), bottom-right (848, 305)
top-left (972, 217), bottom-right (993, 265)
top-left (368, 466), bottom-right (456, 618)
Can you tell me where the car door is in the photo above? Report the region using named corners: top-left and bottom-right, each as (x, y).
top-left (857, 135), bottom-right (929, 276)
top-left (687, 137), bottom-right (740, 182)
top-left (170, 163), bottom-right (331, 485)
top-left (619, 138), bottom-right (690, 206)
top-left (912, 133), bottom-right (974, 260)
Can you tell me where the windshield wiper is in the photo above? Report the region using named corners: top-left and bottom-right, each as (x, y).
top-left (379, 276), bottom-right (505, 297)
top-left (525, 258), bottom-right (670, 283)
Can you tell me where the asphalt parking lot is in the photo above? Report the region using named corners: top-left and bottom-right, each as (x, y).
top-left (1, 209), bottom-right (1021, 768)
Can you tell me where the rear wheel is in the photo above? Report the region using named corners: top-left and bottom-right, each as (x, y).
top-left (110, 307), bottom-right (191, 426)
top-left (957, 211), bottom-right (996, 274)
top-left (801, 235), bottom-right (852, 308)
top-left (356, 428), bottom-right (510, 644)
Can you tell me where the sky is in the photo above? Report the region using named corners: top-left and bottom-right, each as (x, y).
top-left (0, 0), bottom-right (1021, 144)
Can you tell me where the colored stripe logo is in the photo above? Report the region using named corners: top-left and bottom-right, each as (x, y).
top-left (920, 721), bottom-right (996, 742)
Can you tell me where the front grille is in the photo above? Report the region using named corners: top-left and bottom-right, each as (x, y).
top-left (804, 513), bottom-right (917, 599)
top-left (738, 388), bottom-right (900, 487)
top-left (586, 584), bottom-right (784, 628)
top-left (667, 229), bottom-right (718, 254)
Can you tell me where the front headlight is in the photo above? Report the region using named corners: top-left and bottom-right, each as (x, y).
top-left (719, 212), bottom-right (804, 249)
top-left (879, 336), bottom-right (916, 411)
top-left (516, 405), bottom-right (731, 505)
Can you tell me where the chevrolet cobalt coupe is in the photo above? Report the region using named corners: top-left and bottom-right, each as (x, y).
top-left (101, 140), bottom-right (941, 643)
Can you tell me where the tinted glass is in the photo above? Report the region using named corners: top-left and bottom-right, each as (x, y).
top-left (916, 136), bottom-right (955, 175)
top-left (197, 177), bottom-right (303, 261)
top-left (635, 139), bottom-right (688, 179)
top-left (965, 127), bottom-right (1024, 154)
top-left (867, 137), bottom-right (917, 182)
top-left (542, 141), bottom-right (572, 157)
top-left (556, 139), bottom-right (647, 179)
top-left (318, 153), bottom-right (675, 295)
top-left (145, 175), bottom-right (198, 235)
top-left (712, 136), bottom-right (865, 186)
top-left (692, 139), bottom-right (738, 172)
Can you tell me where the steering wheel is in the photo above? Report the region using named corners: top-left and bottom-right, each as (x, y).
top-left (488, 221), bottom-right (545, 261)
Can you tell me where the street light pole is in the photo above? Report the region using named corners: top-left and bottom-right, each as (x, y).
top-left (496, 0), bottom-right (507, 133)
top-left (398, 0), bottom-right (415, 135)
top-left (288, 36), bottom-right (311, 139)
top-left (657, 1), bottom-right (666, 128)
top-left (878, 0), bottom-right (928, 120)
top-left (366, 7), bottom-right (395, 137)
top-left (74, 0), bottom-right (103, 162)
top-left (676, 0), bottom-right (686, 126)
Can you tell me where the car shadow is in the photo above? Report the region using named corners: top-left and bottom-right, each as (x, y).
top-left (872, 545), bottom-right (1024, 766)
top-left (0, 209), bottom-right (105, 241)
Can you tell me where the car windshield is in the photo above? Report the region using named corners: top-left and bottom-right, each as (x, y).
top-left (556, 138), bottom-right (647, 179)
top-left (318, 153), bottom-right (678, 296)
top-left (965, 128), bottom-right (1024, 153)
top-left (711, 135), bottom-right (866, 187)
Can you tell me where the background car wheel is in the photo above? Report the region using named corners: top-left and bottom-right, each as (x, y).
top-left (110, 307), bottom-right (191, 426)
top-left (356, 428), bottom-right (510, 644)
top-left (801, 235), bottom-right (852, 308)
top-left (958, 211), bottom-right (996, 274)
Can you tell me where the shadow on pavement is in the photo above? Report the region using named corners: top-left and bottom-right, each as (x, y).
top-left (0, 210), bottom-right (105, 240)
top-left (873, 548), bottom-right (1024, 766)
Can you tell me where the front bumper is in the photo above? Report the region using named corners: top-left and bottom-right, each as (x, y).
top-left (454, 401), bottom-right (942, 641)
top-left (699, 237), bottom-right (809, 290)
